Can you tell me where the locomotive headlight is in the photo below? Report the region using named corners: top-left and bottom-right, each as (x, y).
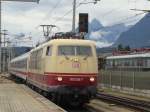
top-left (57, 77), bottom-right (63, 81)
top-left (90, 77), bottom-right (95, 82)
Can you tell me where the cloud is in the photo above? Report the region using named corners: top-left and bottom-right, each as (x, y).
top-left (96, 41), bottom-right (113, 48)
top-left (89, 31), bottom-right (109, 41)
top-left (2, 0), bottom-right (150, 46)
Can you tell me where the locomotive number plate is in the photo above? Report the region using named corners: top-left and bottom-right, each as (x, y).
top-left (72, 62), bottom-right (80, 68)
top-left (70, 78), bottom-right (83, 81)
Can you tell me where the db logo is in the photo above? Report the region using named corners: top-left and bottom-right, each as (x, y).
top-left (72, 62), bottom-right (80, 68)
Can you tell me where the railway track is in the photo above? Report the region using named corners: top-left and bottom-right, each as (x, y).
top-left (0, 74), bottom-right (13, 83)
top-left (85, 99), bottom-right (134, 112)
top-left (97, 93), bottom-right (150, 112)
top-left (63, 107), bottom-right (93, 112)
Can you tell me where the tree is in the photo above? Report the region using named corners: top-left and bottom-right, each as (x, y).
top-left (118, 44), bottom-right (123, 51)
top-left (125, 45), bottom-right (130, 51)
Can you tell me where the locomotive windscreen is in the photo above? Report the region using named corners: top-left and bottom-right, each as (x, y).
top-left (58, 46), bottom-right (92, 56)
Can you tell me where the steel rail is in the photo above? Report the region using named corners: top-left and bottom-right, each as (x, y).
top-left (96, 93), bottom-right (150, 112)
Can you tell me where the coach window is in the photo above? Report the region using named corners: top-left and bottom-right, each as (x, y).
top-left (46, 46), bottom-right (52, 56)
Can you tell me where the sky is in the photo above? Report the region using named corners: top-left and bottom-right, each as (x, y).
top-left (1, 0), bottom-right (150, 46)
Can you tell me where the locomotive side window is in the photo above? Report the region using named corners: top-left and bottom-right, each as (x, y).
top-left (46, 46), bottom-right (52, 56)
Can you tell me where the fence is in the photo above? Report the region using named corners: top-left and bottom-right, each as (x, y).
top-left (100, 70), bottom-right (150, 90)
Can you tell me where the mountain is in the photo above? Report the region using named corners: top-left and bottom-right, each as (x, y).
top-left (87, 18), bottom-right (130, 48)
top-left (114, 13), bottom-right (150, 48)
top-left (89, 18), bottom-right (104, 32)
top-left (12, 47), bottom-right (32, 57)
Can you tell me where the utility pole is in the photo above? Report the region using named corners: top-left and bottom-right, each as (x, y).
top-left (0, 0), bottom-right (2, 73)
top-left (72, 0), bottom-right (76, 33)
top-left (0, 0), bottom-right (40, 74)
top-left (2, 30), bottom-right (8, 72)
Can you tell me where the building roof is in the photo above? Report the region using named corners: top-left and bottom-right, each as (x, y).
top-left (107, 52), bottom-right (150, 59)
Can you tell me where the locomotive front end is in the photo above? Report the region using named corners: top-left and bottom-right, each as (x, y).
top-left (45, 39), bottom-right (98, 106)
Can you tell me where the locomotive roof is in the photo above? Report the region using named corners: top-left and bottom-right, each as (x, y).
top-left (106, 52), bottom-right (150, 59)
top-left (31, 39), bottom-right (96, 52)
top-left (10, 39), bottom-right (95, 63)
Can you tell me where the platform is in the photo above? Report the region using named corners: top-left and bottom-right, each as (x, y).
top-left (0, 84), bottom-right (66, 112)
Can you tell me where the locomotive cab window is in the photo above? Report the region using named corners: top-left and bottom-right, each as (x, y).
top-left (58, 45), bottom-right (92, 56)
top-left (46, 46), bottom-right (52, 56)
top-left (58, 46), bottom-right (75, 56)
top-left (76, 46), bottom-right (92, 56)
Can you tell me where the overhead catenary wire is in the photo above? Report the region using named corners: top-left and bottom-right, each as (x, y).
top-left (96, 0), bottom-right (148, 28)
top-left (101, 7), bottom-right (126, 19)
top-left (34, 0), bottom-right (87, 31)
top-left (37, 0), bottom-right (130, 30)
top-left (42, 0), bottom-right (63, 20)
top-left (34, 0), bottom-right (148, 38)
top-left (34, 0), bottom-right (64, 29)
top-left (109, 12), bottom-right (146, 26)
top-left (34, 0), bottom-right (95, 32)
top-left (101, 0), bottom-right (138, 19)
top-left (92, 12), bottom-right (146, 33)
top-left (53, 0), bottom-right (87, 24)
top-left (53, 0), bottom-right (145, 27)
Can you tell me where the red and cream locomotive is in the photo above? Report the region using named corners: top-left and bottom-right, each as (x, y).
top-left (9, 39), bottom-right (98, 106)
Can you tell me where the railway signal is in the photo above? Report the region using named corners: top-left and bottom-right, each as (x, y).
top-left (72, 0), bottom-right (100, 33)
top-left (79, 13), bottom-right (88, 33)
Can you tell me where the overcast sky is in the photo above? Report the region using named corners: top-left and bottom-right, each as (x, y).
top-left (1, 0), bottom-right (150, 46)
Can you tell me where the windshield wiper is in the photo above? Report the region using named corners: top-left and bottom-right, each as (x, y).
top-left (62, 52), bottom-right (69, 60)
top-left (83, 54), bottom-right (89, 60)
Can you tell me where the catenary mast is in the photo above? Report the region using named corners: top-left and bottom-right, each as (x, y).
top-left (0, 0), bottom-right (39, 73)
top-left (72, 0), bottom-right (76, 33)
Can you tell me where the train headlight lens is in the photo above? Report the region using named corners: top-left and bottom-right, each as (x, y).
top-left (57, 77), bottom-right (63, 81)
top-left (90, 77), bottom-right (95, 82)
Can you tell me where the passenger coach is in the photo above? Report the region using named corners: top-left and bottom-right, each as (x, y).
top-left (9, 39), bottom-right (98, 106)
top-left (9, 52), bottom-right (29, 80)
